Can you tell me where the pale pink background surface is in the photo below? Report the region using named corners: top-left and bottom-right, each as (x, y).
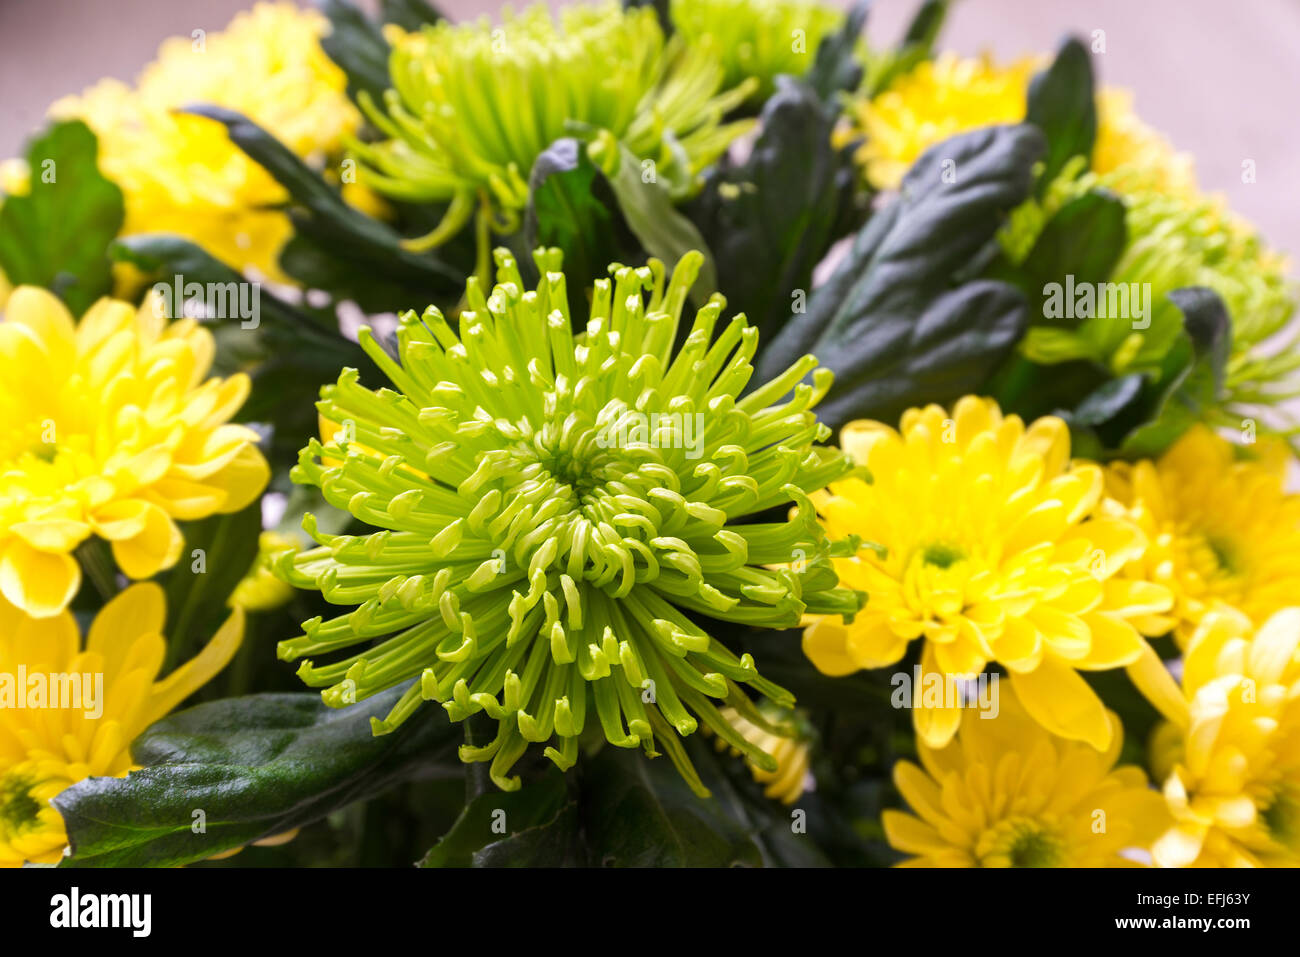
top-left (2, 0), bottom-right (1298, 264)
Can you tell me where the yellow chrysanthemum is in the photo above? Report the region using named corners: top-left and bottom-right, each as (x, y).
top-left (713, 705), bottom-right (812, 804)
top-left (845, 52), bottom-right (1195, 198)
top-left (0, 584), bottom-right (243, 866)
top-left (49, 2), bottom-right (360, 278)
top-left (884, 685), bottom-right (1168, 867)
top-left (844, 52), bottom-right (1037, 191)
top-left (0, 286), bottom-right (269, 618)
top-left (1105, 425), bottom-right (1300, 647)
top-left (229, 530), bottom-right (298, 612)
top-left (804, 396), bottom-right (1173, 751)
top-left (1145, 607), bottom-right (1300, 867)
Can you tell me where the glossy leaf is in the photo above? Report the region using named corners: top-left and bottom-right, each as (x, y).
top-left (757, 124), bottom-right (1044, 429)
top-left (56, 686), bottom-right (460, 868)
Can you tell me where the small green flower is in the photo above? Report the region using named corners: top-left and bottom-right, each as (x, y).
top-left (277, 248), bottom-right (861, 794)
top-left (350, 2), bottom-right (755, 256)
top-left (670, 0), bottom-right (844, 99)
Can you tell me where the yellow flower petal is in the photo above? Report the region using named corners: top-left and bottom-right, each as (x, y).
top-left (109, 502), bottom-right (183, 579)
top-left (1011, 658), bottom-right (1112, 750)
top-left (145, 607), bottom-right (245, 725)
top-left (0, 539), bottom-right (81, 618)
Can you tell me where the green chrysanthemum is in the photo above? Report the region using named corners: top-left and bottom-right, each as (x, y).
top-left (350, 2), bottom-right (755, 255)
top-left (1009, 164), bottom-right (1298, 428)
top-left (276, 248), bottom-right (861, 794)
top-left (669, 0), bottom-right (843, 99)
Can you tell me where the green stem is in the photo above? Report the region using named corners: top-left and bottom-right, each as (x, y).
top-left (75, 539), bottom-right (120, 602)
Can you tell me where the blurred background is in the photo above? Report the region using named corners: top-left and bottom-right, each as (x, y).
top-left (3, 0), bottom-right (1298, 262)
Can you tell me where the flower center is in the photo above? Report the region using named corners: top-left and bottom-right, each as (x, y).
top-left (0, 769), bottom-right (43, 840)
top-left (978, 817), bottom-right (1067, 868)
top-left (1008, 827), bottom-right (1063, 867)
top-left (1263, 787), bottom-right (1300, 852)
top-left (920, 542), bottom-right (966, 569)
top-left (1203, 533), bottom-right (1239, 576)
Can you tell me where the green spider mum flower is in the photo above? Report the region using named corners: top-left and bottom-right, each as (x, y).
top-left (1009, 165), bottom-right (1298, 429)
top-left (669, 0), bottom-right (844, 99)
top-left (350, 2), bottom-right (755, 255)
top-left (275, 248), bottom-right (861, 795)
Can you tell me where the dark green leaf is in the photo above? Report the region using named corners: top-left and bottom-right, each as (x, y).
top-left (692, 77), bottom-right (864, 344)
top-left (179, 105), bottom-right (465, 308)
top-left (757, 124), bottom-right (1044, 429)
top-left (56, 686), bottom-right (460, 867)
top-left (1067, 372), bottom-right (1145, 427)
top-left (317, 0), bottom-right (392, 104)
top-left (988, 354), bottom-right (1110, 422)
top-left (1025, 37), bottom-right (1097, 189)
top-left (0, 120), bottom-right (124, 314)
top-left (525, 138), bottom-right (637, 319)
top-left (161, 502), bottom-right (263, 671)
top-left (419, 770), bottom-right (585, 867)
top-left (581, 743), bottom-right (763, 867)
top-left (1019, 189), bottom-right (1127, 304)
top-left (805, 0), bottom-right (868, 102)
top-left (1118, 286), bottom-right (1231, 457)
top-left (379, 0), bottom-right (445, 29)
top-left (902, 0), bottom-right (948, 46)
top-left (865, 0), bottom-right (949, 96)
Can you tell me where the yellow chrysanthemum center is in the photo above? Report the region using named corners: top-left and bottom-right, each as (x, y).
top-left (0, 763), bottom-right (68, 866)
top-left (0, 286), bottom-right (268, 617)
top-left (1260, 785), bottom-right (1300, 851)
top-left (0, 769), bottom-right (43, 838)
top-left (48, 2), bottom-right (360, 279)
top-left (1106, 425), bottom-right (1300, 645)
top-left (804, 396), bottom-right (1173, 751)
top-left (0, 584), bottom-right (244, 866)
top-left (1150, 607), bottom-right (1300, 868)
top-left (978, 817), bottom-right (1068, 868)
top-left (883, 688), bottom-right (1167, 867)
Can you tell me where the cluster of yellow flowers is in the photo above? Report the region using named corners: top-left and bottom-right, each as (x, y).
top-left (0, 285), bottom-right (269, 864)
top-left (0, 5), bottom-right (347, 864)
top-left (810, 396), bottom-right (1300, 867)
top-left (48, 2), bottom-right (360, 281)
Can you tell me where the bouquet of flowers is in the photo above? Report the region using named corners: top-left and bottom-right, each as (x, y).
top-left (1, 0), bottom-right (1296, 871)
